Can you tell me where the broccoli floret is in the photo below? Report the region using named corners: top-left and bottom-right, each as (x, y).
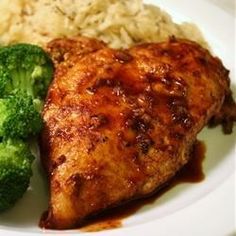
top-left (0, 43), bottom-right (51, 212)
top-left (0, 92), bottom-right (42, 139)
top-left (0, 43), bottom-right (53, 99)
top-left (0, 139), bottom-right (34, 212)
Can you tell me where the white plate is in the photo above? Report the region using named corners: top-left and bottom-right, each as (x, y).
top-left (0, 0), bottom-right (235, 235)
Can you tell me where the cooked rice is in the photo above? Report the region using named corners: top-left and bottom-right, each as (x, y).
top-left (0, 0), bottom-right (207, 48)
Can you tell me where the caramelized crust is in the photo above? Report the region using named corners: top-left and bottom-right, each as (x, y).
top-left (40, 36), bottom-right (233, 229)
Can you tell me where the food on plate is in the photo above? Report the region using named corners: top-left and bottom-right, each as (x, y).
top-left (0, 43), bottom-right (53, 212)
top-left (0, 139), bottom-right (34, 212)
top-left (0, 0), bottom-right (235, 231)
top-left (40, 36), bottom-right (235, 229)
top-left (208, 94), bottom-right (236, 134)
top-left (0, 0), bottom-right (207, 49)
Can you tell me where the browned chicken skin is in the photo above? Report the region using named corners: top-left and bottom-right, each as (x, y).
top-left (40, 36), bottom-right (234, 229)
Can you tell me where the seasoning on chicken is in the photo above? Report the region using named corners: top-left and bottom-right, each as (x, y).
top-left (40, 36), bottom-right (235, 229)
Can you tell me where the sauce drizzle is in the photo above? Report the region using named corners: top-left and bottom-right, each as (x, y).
top-left (80, 140), bottom-right (206, 232)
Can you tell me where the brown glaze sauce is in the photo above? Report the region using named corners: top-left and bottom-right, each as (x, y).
top-left (80, 140), bottom-right (206, 232)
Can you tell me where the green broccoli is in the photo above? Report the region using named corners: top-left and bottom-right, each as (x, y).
top-left (0, 43), bottom-right (53, 212)
top-left (0, 43), bottom-right (53, 99)
top-left (0, 92), bottom-right (42, 139)
top-left (0, 139), bottom-right (34, 212)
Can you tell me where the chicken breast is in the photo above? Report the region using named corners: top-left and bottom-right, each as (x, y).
top-left (40, 36), bottom-right (233, 229)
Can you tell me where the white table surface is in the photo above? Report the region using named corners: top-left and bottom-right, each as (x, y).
top-left (206, 0), bottom-right (235, 15)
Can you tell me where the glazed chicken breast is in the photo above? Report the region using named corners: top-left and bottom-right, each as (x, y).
top-left (40, 36), bottom-right (234, 229)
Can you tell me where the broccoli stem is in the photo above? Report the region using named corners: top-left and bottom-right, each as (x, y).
top-left (13, 69), bottom-right (34, 97)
